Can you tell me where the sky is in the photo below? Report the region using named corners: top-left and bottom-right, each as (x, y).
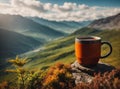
top-left (0, 0), bottom-right (120, 22)
top-left (40, 0), bottom-right (120, 7)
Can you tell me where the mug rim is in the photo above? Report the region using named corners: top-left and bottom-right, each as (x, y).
top-left (75, 36), bottom-right (101, 43)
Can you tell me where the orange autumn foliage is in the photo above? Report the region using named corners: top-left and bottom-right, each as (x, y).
top-left (74, 68), bottom-right (120, 89)
top-left (43, 63), bottom-right (75, 89)
top-left (0, 81), bottom-right (9, 89)
top-left (1, 61), bottom-right (120, 89)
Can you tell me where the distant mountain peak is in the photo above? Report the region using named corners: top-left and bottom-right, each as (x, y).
top-left (88, 13), bottom-right (120, 30)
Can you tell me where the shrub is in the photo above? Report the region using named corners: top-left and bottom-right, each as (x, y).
top-left (74, 68), bottom-right (120, 89)
top-left (4, 59), bottom-right (120, 89)
top-left (43, 63), bottom-right (75, 89)
top-left (25, 70), bottom-right (46, 89)
top-left (6, 56), bottom-right (46, 89)
top-left (0, 81), bottom-right (9, 89)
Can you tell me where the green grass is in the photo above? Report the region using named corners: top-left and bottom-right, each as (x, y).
top-left (24, 36), bottom-right (75, 69)
top-left (97, 30), bottom-right (120, 66)
top-left (1, 27), bottom-right (120, 82)
top-left (25, 28), bottom-right (120, 70)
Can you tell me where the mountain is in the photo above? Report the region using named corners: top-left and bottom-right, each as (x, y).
top-left (21, 28), bottom-right (120, 71)
top-left (88, 13), bottom-right (120, 30)
top-left (30, 17), bottom-right (91, 34)
top-left (0, 28), bottom-right (42, 60)
top-left (1, 13), bottom-right (120, 82)
top-left (20, 13), bottom-right (120, 69)
top-left (1, 27), bottom-right (120, 82)
top-left (0, 14), bottom-right (65, 42)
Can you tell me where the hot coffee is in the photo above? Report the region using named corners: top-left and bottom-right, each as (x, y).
top-left (75, 36), bottom-right (112, 66)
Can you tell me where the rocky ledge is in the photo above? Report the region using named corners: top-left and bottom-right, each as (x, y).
top-left (71, 61), bottom-right (115, 84)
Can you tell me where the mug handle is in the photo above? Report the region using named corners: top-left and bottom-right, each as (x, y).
top-left (100, 41), bottom-right (112, 58)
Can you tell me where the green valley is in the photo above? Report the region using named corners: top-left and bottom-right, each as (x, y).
top-left (24, 28), bottom-right (120, 70)
top-left (0, 13), bottom-right (120, 84)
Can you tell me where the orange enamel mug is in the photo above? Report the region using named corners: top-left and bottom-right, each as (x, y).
top-left (75, 36), bottom-right (112, 66)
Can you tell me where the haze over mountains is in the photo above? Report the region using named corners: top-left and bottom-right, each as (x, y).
top-left (31, 17), bottom-right (90, 33)
top-left (88, 13), bottom-right (120, 30)
top-left (0, 14), bottom-right (90, 60)
top-left (0, 14), bottom-right (65, 42)
top-left (22, 13), bottom-right (120, 70)
top-left (0, 12), bottom-right (120, 82)
top-left (0, 28), bottom-right (41, 59)
top-left (0, 14), bottom-right (65, 59)
top-left (0, 12), bottom-right (119, 60)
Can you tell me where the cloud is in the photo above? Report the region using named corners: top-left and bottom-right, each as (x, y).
top-left (0, 0), bottom-right (120, 21)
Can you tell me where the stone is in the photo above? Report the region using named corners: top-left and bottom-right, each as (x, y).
top-left (71, 61), bottom-right (115, 84)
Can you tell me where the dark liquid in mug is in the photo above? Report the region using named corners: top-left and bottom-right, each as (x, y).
top-left (77, 37), bottom-right (96, 40)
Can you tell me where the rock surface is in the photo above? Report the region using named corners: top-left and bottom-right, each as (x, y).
top-left (71, 61), bottom-right (115, 84)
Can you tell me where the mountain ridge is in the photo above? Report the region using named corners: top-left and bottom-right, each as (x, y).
top-left (30, 17), bottom-right (91, 34)
top-left (19, 13), bottom-right (120, 69)
top-left (0, 14), bottom-right (66, 59)
top-left (88, 13), bottom-right (120, 30)
top-left (0, 14), bottom-right (65, 42)
top-left (0, 28), bottom-right (42, 60)
top-left (24, 28), bottom-right (120, 69)
top-left (0, 13), bottom-right (120, 82)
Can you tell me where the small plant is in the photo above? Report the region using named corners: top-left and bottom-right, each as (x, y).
top-left (5, 59), bottom-right (120, 89)
top-left (25, 70), bottom-right (46, 89)
top-left (6, 56), bottom-right (28, 89)
top-left (74, 68), bottom-right (120, 89)
top-left (7, 56), bottom-right (28, 67)
top-left (6, 56), bottom-right (45, 89)
top-left (0, 81), bottom-right (9, 89)
top-left (43, 63), bottom-right (75, 89)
